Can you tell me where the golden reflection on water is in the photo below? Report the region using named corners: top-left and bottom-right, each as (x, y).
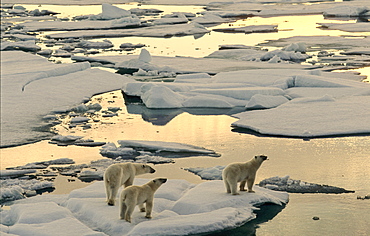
top-left (3, 90), bottom-right (369, 192)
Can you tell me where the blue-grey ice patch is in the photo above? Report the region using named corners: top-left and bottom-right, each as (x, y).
top-left (0, 179), bottom-right (54, 203)
top-left (259, 176), bottom-right (355, 194)
top-left (184, 166), bottom-right (225, 180)
top-left (117, 140), bottom-right (219, 156)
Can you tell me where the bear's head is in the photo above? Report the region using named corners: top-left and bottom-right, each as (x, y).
top-left (149, 178), bottom-right (167, 191)
top-left (254, 155), bottom-right (268, 162)
top-left (153, 178), bottom-right (167, 184)
top-left (142, 164), bottom-right (156, 173)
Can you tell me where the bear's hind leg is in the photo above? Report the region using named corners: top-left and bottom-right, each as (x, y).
top-left (108, 184), bottom-right (119, 206)
top-left (124, 198), bottom-right (136, 223)
top-left (105, 180), bottom-right (112, 205)
top-left (230, 180), bottom-right (239, 195)
top-left (240, 180), bottom-right (247, 191)
top-left (120, 201), bottom-right (127, 220)
top-left (139, 203), bottom-right (145, 212)
top-left (223, 179), bottom-right (231, 193)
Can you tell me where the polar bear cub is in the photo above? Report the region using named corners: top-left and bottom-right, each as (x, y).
top-left (104, 163), bottom-right (156, 206)
top-left (222, 155), bottom-right (268, 195)
top-left (119, 178), bottom-right (167, 222)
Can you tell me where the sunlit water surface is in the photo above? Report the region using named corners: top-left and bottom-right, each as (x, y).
top-left (2, 3), bottom-right (370, 236)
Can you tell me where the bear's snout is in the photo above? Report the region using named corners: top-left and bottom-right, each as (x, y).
top-left (159, 178), bottom-right (167, 183)
top-left (150, 168), bottom-right (156, 173)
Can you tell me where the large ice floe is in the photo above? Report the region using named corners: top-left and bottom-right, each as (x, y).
top-left (119, 62), bottom-right (370, 137)
top-left (0, 178), bottom-right (288, 236)
top-left (0, 51), bottom-right (134, 147)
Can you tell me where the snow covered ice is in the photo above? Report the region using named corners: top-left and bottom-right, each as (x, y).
top-left (120, 65), bottom-right (370, 137)
top-left (0, 178), bottom-right (288, 236)
top-left (0, 51), bottom-right (134, 147)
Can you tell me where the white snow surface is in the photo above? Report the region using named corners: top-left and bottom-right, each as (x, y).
top-left (0, 51), bottom-right (134, 147)
top-left (0, 179), bottom-right (288, 236)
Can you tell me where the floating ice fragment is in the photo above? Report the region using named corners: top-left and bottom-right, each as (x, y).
top-left (246, 94), bottom-right (289, 109)
top-left (70, 116), bottom-right (90, 123)
top-left (323, 6), bottom-right (369, 17)
top-left (259, 176), bottom-right (355, 193)
top-left (138, 48), bottom-right (152, 63)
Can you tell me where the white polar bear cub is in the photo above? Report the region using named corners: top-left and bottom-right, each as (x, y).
top-left (222, 155), bottom-right (268, 195)
top-left (104, 163), bottom-right (156, 206)
top-left (119, 178), bottom-right (167, 222)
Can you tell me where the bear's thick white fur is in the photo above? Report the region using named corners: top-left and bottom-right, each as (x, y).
top-left (104, 163), bottom-right (155, 205)
top-left (222, 155), bottom-right (268, 195)
top-left (119, 178), bottom-right (167, 222)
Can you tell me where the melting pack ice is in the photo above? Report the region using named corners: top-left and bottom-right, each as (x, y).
top-left (0, 178), bottom-right (288, 236)
top-left (0, 51), bottom-right (134, 147)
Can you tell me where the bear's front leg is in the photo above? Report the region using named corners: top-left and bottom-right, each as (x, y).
top-left (145, 199), bottom-right (153, 219)
top-left (247, 177), bottom-right (255, 193)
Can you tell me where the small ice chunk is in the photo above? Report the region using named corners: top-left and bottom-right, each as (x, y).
top-left (247, 94), bottom-right (289, 109)
top-left (101, 3), bottom-right (131, 19)
top-left (138, 48), bottom-right (152, 63)
top-left (70, 117), bottom-right (90, 123)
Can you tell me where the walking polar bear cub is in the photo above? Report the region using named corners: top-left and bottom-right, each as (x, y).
top-left (120, 178), bottom-right (167, 223)
top-left (104, 163), bottom-right (156, 206)
top-left (222, 155), bottom-right (268, 195)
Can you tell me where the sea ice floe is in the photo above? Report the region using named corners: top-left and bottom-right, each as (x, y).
top-left (0, 40), bottom-right (40, 52)
top-left (0, 179), bottom-right (54, 203)
top-left (20, 16), bottom-right (142, 32)
top-left (192, 13), bottom-right (229, 24)
top-left (232, 95), bottom-right (370, 138)
top-left (122, 66), bottom-right (369, 137)
top-left (46, 22), bottom-right (210, 39)
top-left (1, 51), bottom-right (134, 147)
top-left (259, 176), bottom-right (355, 193)
top-left (323, 6), bottom-right (369, 17)
top-left (260, 36), bottom-right (370, 51)
top-left (0, 178), bottom-right (288, 236)
top-left (99, 142), bottom-right (140, 159)
top-left (318, 22), bottom-right (370, 33)
top-left (213, 24), bottom-right (278, 34)
top-left (117, 140), bottom-right (218, 156)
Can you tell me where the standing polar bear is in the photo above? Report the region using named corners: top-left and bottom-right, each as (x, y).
top-left (119, 178), bottom-right (167, 223)
top-left (222, 155), bottom-right (268, 195)
top-left (104, 163), bottom-right (156, 206)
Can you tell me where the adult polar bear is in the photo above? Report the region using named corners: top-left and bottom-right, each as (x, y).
top-left (104, 163), bottom-right (156, 205)
top-left (120, 178), bottom-right (167, 222)
top-left (222, 155), bottom-right (268, 195)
